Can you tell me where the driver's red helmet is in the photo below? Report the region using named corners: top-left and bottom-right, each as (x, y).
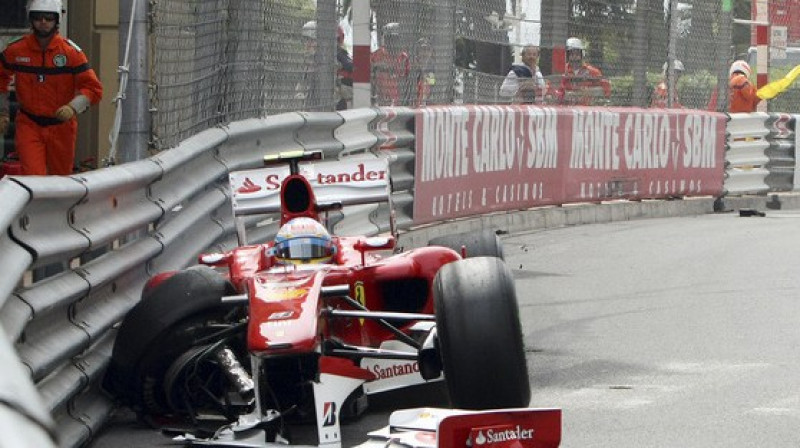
top-left (274, 217), bottom-right (335, 265)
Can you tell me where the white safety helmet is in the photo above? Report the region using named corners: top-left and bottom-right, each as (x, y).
top-left (28, 0), bottom-right (61, 14)
top-left (566, 37), bottom-right (585, 52)
top-left (301, 20), bottom-right (316, 40)
top-left (28, 0), bottom-right (61, 22)
top-left (662, 59), bottom-right (685, 75)
top-left (729, 60), bottom-right (751, 78)
top-left (382, 22), bottom-right (400, 38)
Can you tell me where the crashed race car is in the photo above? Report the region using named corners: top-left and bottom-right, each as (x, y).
top-left (103, 150), bottom-right (532, 447)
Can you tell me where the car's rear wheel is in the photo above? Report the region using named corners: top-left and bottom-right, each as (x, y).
top-left (428, 229), bottom-right (504, 259)
top-left (103, 266), bottom-right (246, 425)
top-left (433, 257), bottom-right (530, 409)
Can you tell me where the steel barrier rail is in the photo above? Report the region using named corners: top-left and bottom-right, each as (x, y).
top-left (0, 180), bottom-right (34, 338)
top-left (218, 116), bottom-right (307, 171)
top-left (795, 116), bottom-right (800, 191)
top-left (724, 113), bottom-right (798, 196)
top-left (9, 176), bottom-right (90, 269)
top-left (0, 321), bottom-right (57, 448)
top-left (336, 109), bottom-right (380, 156)
top-left (764, 114), bottom-right (798, 192)
top-left (0, 108), bottom-right (794, 448)
top-left (372, 107), bottom-right (416, 150)
top-left (297, 112), bottom-right (346, 156)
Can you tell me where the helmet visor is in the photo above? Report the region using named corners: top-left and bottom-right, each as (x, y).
top-left (31, 12), bottom-right (57, 22)
top-left (275, 236), bottom-right (332, 260)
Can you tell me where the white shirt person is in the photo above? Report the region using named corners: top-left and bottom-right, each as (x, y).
top-left (500, 45), bottom-right (546, 104)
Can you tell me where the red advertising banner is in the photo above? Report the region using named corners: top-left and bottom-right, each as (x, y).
top-left (413, 105), bottom-right (726, 225)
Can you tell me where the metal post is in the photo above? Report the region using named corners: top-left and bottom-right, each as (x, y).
top-left (117, 0), bottom-right (149, 163)
top-left (717, 0), bottom-right (733, 113)
top-left (631, 0), bottom-right (650, 107)
top-left (753, 0), bottom-right (769, 112)
top-left (315, 0), bottom-right (336, 111)
top-left (550, 0), bottom-right (568, 74)
top-left (667, 0), bottom-right (679, 108)
top-left (352, 0), bottom-right (372, 108)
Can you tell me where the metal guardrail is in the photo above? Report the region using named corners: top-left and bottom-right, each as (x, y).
top-left (0, 108), bottom-right (796, 448)
top-left (725, 113), bottom-right (799, 195)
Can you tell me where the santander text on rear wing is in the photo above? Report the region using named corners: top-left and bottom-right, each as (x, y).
top-left (229, 156), bottom-right (391, 217)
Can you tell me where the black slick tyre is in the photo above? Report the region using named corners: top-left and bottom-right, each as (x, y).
top-left (433, 257), bottom-right (530, 409)
top-left (428, 229), bottom-right (505, 259)
top-left (103, 265), bottom-right (239, 419)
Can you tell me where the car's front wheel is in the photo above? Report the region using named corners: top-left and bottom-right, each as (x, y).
top-left (433, 257), bottom-right (530, 409)
top-left (103, 266), bottom-right (247, 425)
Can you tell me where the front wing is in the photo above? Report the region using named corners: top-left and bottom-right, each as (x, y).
top-left (356, 407), bottom-right (562, 448)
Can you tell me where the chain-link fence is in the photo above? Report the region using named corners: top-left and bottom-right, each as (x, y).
top-left (457, 0), bottom-right (732, 111)
top-left (150, 0), bottom-right (339, 149)
top-left (147, 0), bottom-right (742, 149)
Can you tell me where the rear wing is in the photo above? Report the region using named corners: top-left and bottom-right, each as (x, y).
top-left (229, 157), bottom-right (392, 217)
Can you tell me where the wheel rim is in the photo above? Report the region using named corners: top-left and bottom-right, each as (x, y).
top-left (163, 341), bottom-right (244, 421)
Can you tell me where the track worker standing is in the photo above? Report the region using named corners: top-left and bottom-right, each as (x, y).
top-left (0, 0), bottom-right (103, 175)
top-left (651, 60), bottom-right (684, 108)
top-left (728, 60), bottom-right (760, 113)
top-left (371, 23), bottom-right (410, 106)
top-left (335, 26), bottom-right (353, 111)
top-left (557, 37), bottom-right (610, 106)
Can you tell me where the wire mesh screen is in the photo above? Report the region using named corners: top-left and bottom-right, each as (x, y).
top-left (150, 0), bottom-right (338, 150)
top-left (370, 0), bottom-right (732, 109)
top-left (370, 0), bottom-right (457, 106)
top-left (454, 0), bottom-right (731, 110)
top-left (147, 0), bottom-right (739, 150)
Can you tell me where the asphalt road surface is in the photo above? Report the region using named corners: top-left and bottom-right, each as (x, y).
top-left (91, 210), bottom-right (800, 447)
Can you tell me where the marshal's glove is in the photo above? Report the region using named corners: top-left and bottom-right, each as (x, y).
top-left (55, 105), bottom-right (76, 122)
top-left (0, 114), bottom-right (9, 135)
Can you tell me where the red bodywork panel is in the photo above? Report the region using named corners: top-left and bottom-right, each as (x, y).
top-left (247, 268), bottom-right (326, 354)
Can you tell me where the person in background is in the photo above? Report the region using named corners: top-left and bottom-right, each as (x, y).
top-left (556, 37), bottom-right (610, 106)
top-left (411, 38), bottom-right (435, 107)
top-left (651, 59), bottom-right (685, 108)
top-left (335, 25), bottom-right (353, 111)
top-left (296, 20), bottom-right (319, 109)
top-left (0, 0), bottom-right (103, 175)
top-left (728, 60), bottom-right (760, 113)
top-left (371, 22), bottom-right (410, 106)
top-left (499, 45), bottom-right (546, 104)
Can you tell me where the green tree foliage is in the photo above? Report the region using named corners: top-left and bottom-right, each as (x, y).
top-left (732, 0), bottom-right (752, 58)
top-left (569, 0), bottom-right (638, 74)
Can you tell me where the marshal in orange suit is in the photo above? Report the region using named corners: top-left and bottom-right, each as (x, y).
top-left (0, 0), bottom-right (103, 175)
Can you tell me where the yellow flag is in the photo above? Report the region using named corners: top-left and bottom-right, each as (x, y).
top-left (757, 64), bottom-right (800, 100)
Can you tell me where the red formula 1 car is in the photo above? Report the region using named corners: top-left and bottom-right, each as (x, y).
top-left (103, 151), bottom-right (532, 447)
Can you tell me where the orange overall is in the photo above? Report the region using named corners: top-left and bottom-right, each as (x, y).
top-left (558, 63), bottom-right (611, 105)
top-left (728, 73), bottom-right (760, 113)
top-left (0, 33), bottom-right (102, 175)
top-left (371, 47), bottom-right (410, 106)
top-left (650, 80), bottom-right (682, 108)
